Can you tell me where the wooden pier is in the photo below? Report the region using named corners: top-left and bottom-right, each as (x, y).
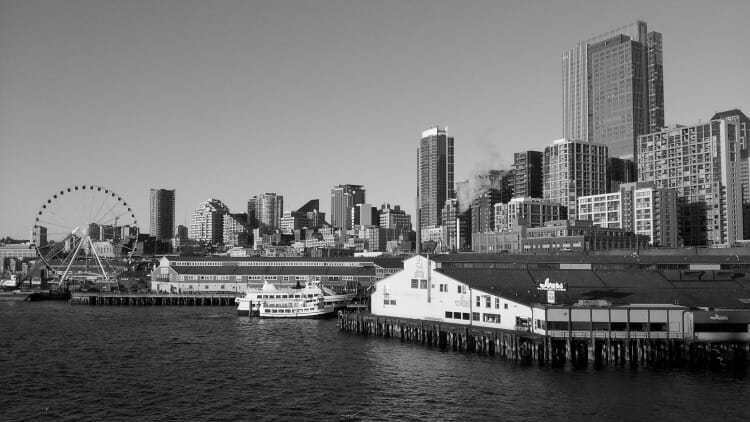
top-left (338, 313), bottom-right (750, 370)
top-left (70, 292), bottom-right (238, 306)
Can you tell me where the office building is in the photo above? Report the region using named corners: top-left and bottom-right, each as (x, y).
top-left (379, 204), bottom-right (412, 231)
top-left (149, 189), bottom-right (175, 241)
top-left (562, 21), bottom-right (664, 159)
top-left (330, 184), bottom-right (365, 230)
top-left (638, 119), bottom-right (744, 246)
top-left (417, 126), bottom-right (455, 234)
top-left (512, 151), bottom-right (543, 198)
top-left (543, 138), bottom-right (608, 220)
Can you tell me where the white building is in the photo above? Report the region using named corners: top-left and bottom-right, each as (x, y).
top-left (371, 256), bottom-right (534, 332)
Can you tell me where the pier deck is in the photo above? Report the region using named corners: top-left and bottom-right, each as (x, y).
top-left (339, 312), bottom-right (750, 369)
top-left (70, 292), bottom-right (239, 306)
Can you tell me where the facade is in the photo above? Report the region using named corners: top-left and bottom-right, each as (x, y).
top-left (150, 256), bottom-right (404, 293)
top-left (471, 189), bottom-right (504, 233)
top-left (330, 184), bottom-right (365, 230)
top-left (562, 21), bottom-right (663, 159)
top-left (257, 193), bottom-right (284, 230)
top-left (494, 197), bottom-right (564, 231)
top-left (711, 109), bottom-right (750, 240)
top-left (246, 197), bottom-right (258, 228)
top-left (354, 203), bottom-right (378, 227)
top-left (371, 256), bottom-right (534, 332)
top-left (472, 224), bottom-right (525, 253)
top-left (543, 138), bottom-right (608, 220)
top-left (32, 225), bottom-right (48, 247)
top-left (189, 199), bottom-right (229, 244)
top-left (512, 151), bottom-right (543, 198)
top-left (280, 211), bottom-right (306, 234)
top-left (149, 188), bottom-right (175, 241)
top-left (523, 219), bottom-right (648, 253)
top-left (417, 126), bottom-right (455, 233)
top-left (607, 157), bottom-right (635, 192)
top-left (223, 213), bottom-right (250, 247)
top-left (637, 119), bottom-right (744, 246)
top-left (379, 204), bottom-right (412, 230)
top-left (370, 254), bottom-right (750, 344)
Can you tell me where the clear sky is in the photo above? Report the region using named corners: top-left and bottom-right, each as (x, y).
top-left (1, 0), bottom-right (748, 239)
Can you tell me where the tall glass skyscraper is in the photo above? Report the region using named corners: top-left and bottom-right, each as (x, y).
top-left (330, 184), bottom-right (365, 230)
top-left (417, 126), bottom-right (454, 233)
top-left (149, 188), bottom-right (175, 241)
top-left (562, 21), bottom-right (664, 159)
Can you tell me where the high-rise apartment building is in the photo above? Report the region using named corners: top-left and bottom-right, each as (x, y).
top-left (330, 184), bottom-right (365, 230)
top-left (562, 21), bottom-right (664, 159)
top-left (543, 138), bottom-right (608, 220)
top-left (149, 189), bottom-right (175, 241)
top-left (417, 126), bottom-right (455, 234)
top-left (711, 109), bottom-right (750, 240)
top-left (189, 199), bottom-right (229, 244)
top-left (637, 119), bottom-right (744, 246)
top-left (512, 151), bottom-right (543, 198)
top-left (256, 193), bottom-right (283, 230)
top-left (577, 182), bottom-right (678, 247)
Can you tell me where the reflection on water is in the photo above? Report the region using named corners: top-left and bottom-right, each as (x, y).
top-left (0, 302), bottom-right (748, 421)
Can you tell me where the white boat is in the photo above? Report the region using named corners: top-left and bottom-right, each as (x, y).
top-left (235, 280), bottom-right (355, 317)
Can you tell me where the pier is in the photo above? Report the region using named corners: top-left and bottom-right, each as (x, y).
top-left (70, 292), bottom-right (238, 306)
top-left (338, 313), bottom-right (750, 369)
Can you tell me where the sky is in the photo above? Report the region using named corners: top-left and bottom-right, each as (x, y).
top-left (1, 0), bottom-right (748, 239)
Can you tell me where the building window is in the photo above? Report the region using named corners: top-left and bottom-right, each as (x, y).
top-left (411, 279), bottom-right (418, 289)
top-left (504, 303), bottom-right (508, 309)
top-left (462, 313), bottom-right (470, 320)
top-left (472, 312), bottom-right (480, 321)
top-left (495, 298), bottom-right (500, 309)
top-left (485, 297), bottom-right (491, 308)
top-left (483, 313), bottom-right (501, 324)
top-left (476, 297), bottom-right (481, 307)
top-left (419, 280), bottom-right (427, 289)
top-left (445, 311), bottom-right (452, 319)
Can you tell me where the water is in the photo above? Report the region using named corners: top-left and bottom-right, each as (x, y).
top-left (1, 302), bottom-right (749, 421)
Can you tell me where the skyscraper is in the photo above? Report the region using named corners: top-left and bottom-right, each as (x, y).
top-left (330, 184), bottom-right (365, 230)
top-left (562, 21), bottom-right (664, 159)
top-left (417, 126), bottom-right (454, 234)
top-left (149, 189), bottom-right (175, 241)
top-left (256, 193), bottom-right (283, 230)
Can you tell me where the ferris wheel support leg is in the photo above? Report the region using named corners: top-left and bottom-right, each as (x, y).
top-left (61, 236), bottom-right (86, 288)
top-left (87, 236), bottom-right (110, 282)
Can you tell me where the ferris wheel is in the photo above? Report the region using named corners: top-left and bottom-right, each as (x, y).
top-left (30, 185), bottom-right (139, 288)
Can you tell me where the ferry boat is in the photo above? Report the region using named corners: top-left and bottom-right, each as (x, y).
top-left (235, 280), bottom-right (355, 317)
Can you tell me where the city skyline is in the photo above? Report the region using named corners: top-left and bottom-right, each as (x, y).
top-left (1, 0), bottom-right (749, 239)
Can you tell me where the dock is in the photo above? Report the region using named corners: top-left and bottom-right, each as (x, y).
top-left (338, 313), bottom-right (750, 370)
top-left (70, 292), bottom-right (239, 306)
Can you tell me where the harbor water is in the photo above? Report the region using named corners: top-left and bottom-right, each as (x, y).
top-left (1, 301), bottom-right (749, 421)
